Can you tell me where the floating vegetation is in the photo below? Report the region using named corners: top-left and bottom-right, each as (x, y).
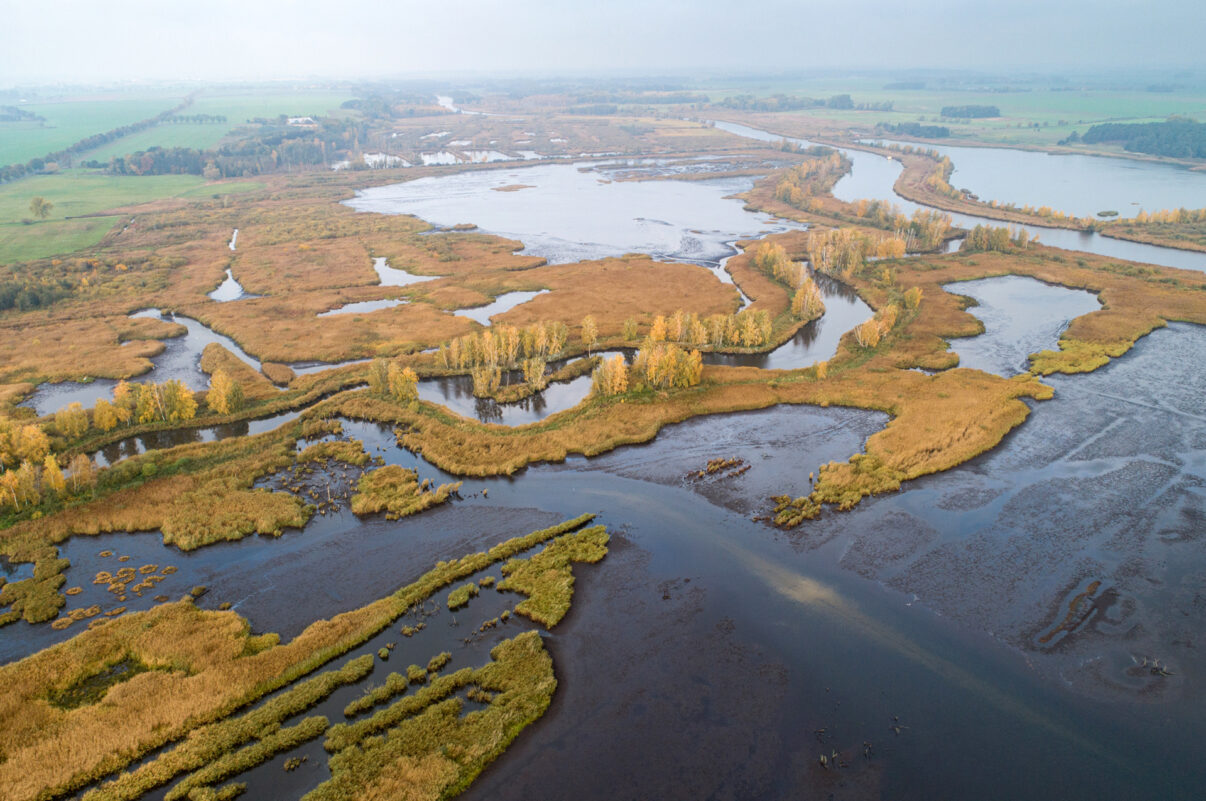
top-left (446, 582), bottom-right (479, 610)
top-left (498, 524), bottom-right (609, 627)
top-left (690, 456), bottom-right (750, 480)
top-left (350, 465), bottom-right (460, 520)
top-left (344, 672), bottom-right (409, 718)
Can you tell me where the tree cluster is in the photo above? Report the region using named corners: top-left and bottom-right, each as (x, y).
top-left (591, 354), bottom-right (629, 396)
top-left (0, 420), bottom-right (95, 513)
top-left (205, 369), bottom-right (245, 415)
top-left (438, 321), bottom-right (569, 371)
top-left (639, 307), bottom-right (774, 350)
top-left (773, 153), bottom-right (851, 210)
top-left (854, 303), bottom-right (902, 349)
top-left (1130, 207), bottom-right (1206, 225)
top-left (0, 106), bottom-right (45, 123)
top-left (95, 379), bottom-right (200, 429)
top-left (367, 359), bottom-right (419, 404)
top-left (877, 122), bottom-right (950, 138)
top-left (632, 341), bottom-right (703, 390)
top-left (959, 225), bottom-right (1033, 253)
top-left (163, 114), bottom-right (228, 124)
top-left (751, 242), bottom-right (825, 321)
top-left (108, 116), bottom-right (372, 178)
top-left (1078, 118), bottom-right (1206, 159)
top-left (718, 94), bottom-right (822, 112)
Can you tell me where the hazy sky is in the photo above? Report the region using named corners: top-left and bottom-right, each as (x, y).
top-left (2, 0), bottom-right (1202, 84)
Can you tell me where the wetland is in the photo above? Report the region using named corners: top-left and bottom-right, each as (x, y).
top-left (1, 76), bottom-right (1205, 801)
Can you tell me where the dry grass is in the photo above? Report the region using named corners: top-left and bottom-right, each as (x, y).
top-left (1100, 219), bottom-right (1206, 253)
top-left (462, 255), bottom-right (742, 338)
top-left (0, 315), bottom-right (180, 386)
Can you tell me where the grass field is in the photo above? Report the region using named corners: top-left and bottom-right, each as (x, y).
top-left (1, 90), bottom-right (355, 170)
top-left (0, 170), bottom-right (261, 263)
top-left (81, 91), bottom-right (357, 163)
top-left (0, 96), bottom-right (183, 167)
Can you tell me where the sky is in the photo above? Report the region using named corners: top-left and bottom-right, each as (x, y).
top-left (2, 0), bottom-right (1202, 84)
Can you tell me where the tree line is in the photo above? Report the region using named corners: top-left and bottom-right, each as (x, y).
top-left (1075, 117), bottom-right (1206, 159)
top-left (959, 225), bottom-right (1034, 253)
top-left (102, 116), bottom-right (371, 178)
top-left (877, 122), bottom-right (950, 138)
top-left (940, 105), bottom-right (1000, 118)
top-left (163, 114), bottom-right (228, 124)
top-left (592, 341), bottom-right (702, 397)
top-left (0, 106), bottom-right (45, 123)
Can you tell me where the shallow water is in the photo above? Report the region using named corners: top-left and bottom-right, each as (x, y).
top-left (452, 289), bottom-right (549, 326)
top-left (317, 299), bottom-right (408, 317)
top-left (943, 275), bottom-right (1102, 375)
top-left (713, 120), bottom-right (1206, 272)
top-left (207, 268), bottom-right (256, 302)
top-left (873, 137), bottom-right (1206, 220)
top-left (10, 122), bottom-right (1206, 800)
top-left (91, 409), bottom-right (302, 468)
top-left (370, 255), bottom-right (438, 287)
top-left (344, 159), bottom-right (802, 267)
top-left (23, 309), bottom-right (263, 416)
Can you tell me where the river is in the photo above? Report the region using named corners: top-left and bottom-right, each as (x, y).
top-left (712, 120), bottom-right (1206, 273)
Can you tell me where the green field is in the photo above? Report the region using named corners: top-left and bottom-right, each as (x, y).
top-left (0, 170), bottom-right (261, 263)
top-left (81, 91), bottom-right (357, 163)
top-left (0, 96), bottom-right (183, 167)
top-left (1, 90), bottom-right (355, 170)
top-left (701, 76), bottom-right (1206, 148)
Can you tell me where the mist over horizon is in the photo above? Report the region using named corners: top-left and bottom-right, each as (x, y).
top-left (2, 0), bottom-right (1203, 86)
